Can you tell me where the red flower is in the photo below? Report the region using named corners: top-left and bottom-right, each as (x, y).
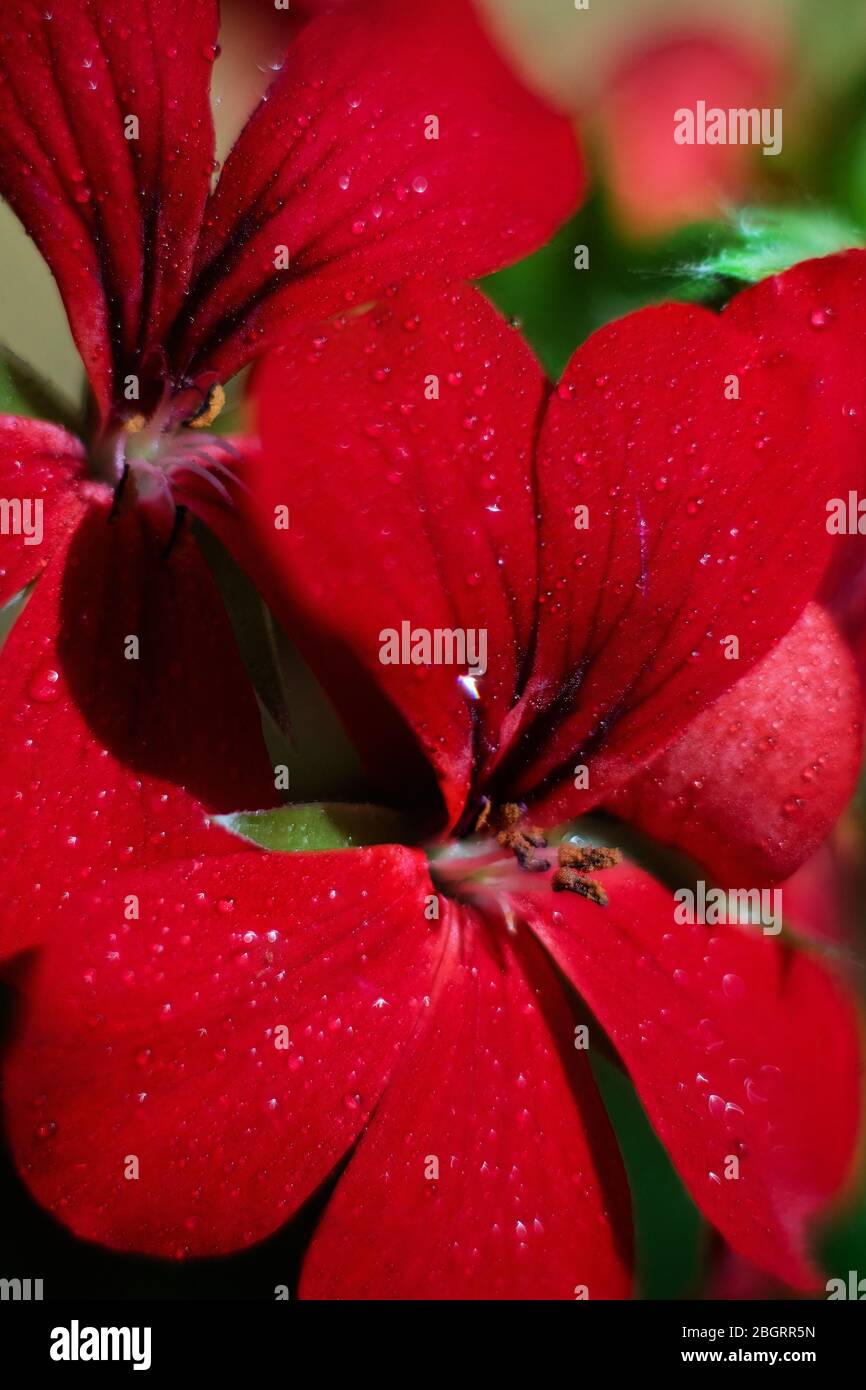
top-left (0, 0), bottom-right (581, 948)
top-left (594, 31), bottom-right (781, 235)
top-left (4, 282), bottom-right (861, 1298)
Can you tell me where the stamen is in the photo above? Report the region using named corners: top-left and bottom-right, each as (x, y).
top-left (434, 802), bottom-right (620, 911)
top-left (123, 414), bottom-right (147, 435)
top-left (552, 866), bottom-right (610, 906)
top-left (502, 836), bottom-right (548, 873)
top-left (558, 845), bottom-right (621, 871)
top-left (186, 383), bottom-right (225, 430)
top-left (551, 845), bottom-right (620, 905)
top-left (169, 458), bottom-right (234, 504)
top-left (493, 802), bottom-right (549, 873)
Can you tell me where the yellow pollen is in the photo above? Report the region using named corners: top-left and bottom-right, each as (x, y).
top-left (123, 413), bottom-right (146, 434)
top-left (187, 382), bottom-right (225, 429)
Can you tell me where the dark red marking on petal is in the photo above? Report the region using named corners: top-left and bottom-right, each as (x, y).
top-left (0, 0), bottom-right (218, 420)
top-left (173, 0), bottom-right (582, 384)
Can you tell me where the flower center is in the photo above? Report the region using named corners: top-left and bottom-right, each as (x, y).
top-left (427, 801), bottom-right (621, 915)
top-left (90, 384), bottom-right (240, 530)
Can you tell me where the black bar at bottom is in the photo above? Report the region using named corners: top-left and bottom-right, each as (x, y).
top-left (0, 1296), bottom-right (862, 1375)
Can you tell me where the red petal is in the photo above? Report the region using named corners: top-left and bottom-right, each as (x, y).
top-left (609, 604), bottom-right (863, 885)
top-left (4, 845), bottom-right (443, 1256)
top-left (0, 500), bottom-right (274, 959)
top-left (0, 415), bottom-right (85, 605)
top-left (301, 917), bottom-right (632, 1300)
top-left (598, 33), bottom-right (778, 235)
top-left (781, 846), bottom-right (851, 948)
top-left (499, 302), bottom-right (840, 818)
top-left (249, 283), bottom-right (547, 827)
top-left (0, 0), bottom-right (218, 418)
top-left (169, 432), bottom-right (262, 580)
top-left (725, 251), bottom-right (866, 676)
top-left (173, 0), bottom-right (582, 384)
top-left (521, 863), bottom-right (862, 1287)
top-left (724, 251), bottom-right (866, 433)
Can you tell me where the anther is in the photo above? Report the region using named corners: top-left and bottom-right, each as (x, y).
top-left (504, 836), bottom-right (549, 873)
top-left (551, 845), bottom-right (620, 906)
top-left (495, 802), bottom-right (549, 873)
top-left (558, 845), bottom-right (621, 871)
top-left (552, 866), bottom-right (610, 906)
top-left (186, 382), bottom-right (225, 430)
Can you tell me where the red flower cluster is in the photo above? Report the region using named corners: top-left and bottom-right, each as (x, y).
top-left (0, 0), bottom-right (579, 938)
top-left (0, 0), bottom-right (862, 1299)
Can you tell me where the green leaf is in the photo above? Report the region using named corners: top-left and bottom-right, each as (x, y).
top-left (592, 1053), bottom-right (706, 1299)
top-left (482, 188), bottom-right (739, 378)
top-left (207, 365), bottom-right (250, 436)
top-left (0, 584), bottom-right (30, 654)
top-left (820, 1167), bottom-right (866, 1291)
top-left (483, 189), bottom-right (863, 380)
top-left (214, 801), bottom-right (417, 853)
top-left (0, 344), bottom-right (81, 432)
top-left (686, 207), bottom-right (863, 289)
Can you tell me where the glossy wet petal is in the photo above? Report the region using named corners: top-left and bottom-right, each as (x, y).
top-left (301, 916), bottom-right (632, 1299)
top-left (174, 0), bottom-right (582, 384)
top-left (0, 415), bottom-right (85, 605)
top-left (0, 501), bottom-right (275, 959)
top-left (4, 845), bottom-right (442, 1256)
top-left (521, 861), bottom-right (862, 1287)
top-left (609, 604), bottom-right (863, 885)
top-left (0, 0), bottom-right (218, 418)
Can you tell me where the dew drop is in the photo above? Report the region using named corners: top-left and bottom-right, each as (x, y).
top-left (28, 666), bottom-right (60, 702)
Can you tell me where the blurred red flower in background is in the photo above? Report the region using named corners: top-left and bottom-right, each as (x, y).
top-left (595, 31), bottom-right (781, 235)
